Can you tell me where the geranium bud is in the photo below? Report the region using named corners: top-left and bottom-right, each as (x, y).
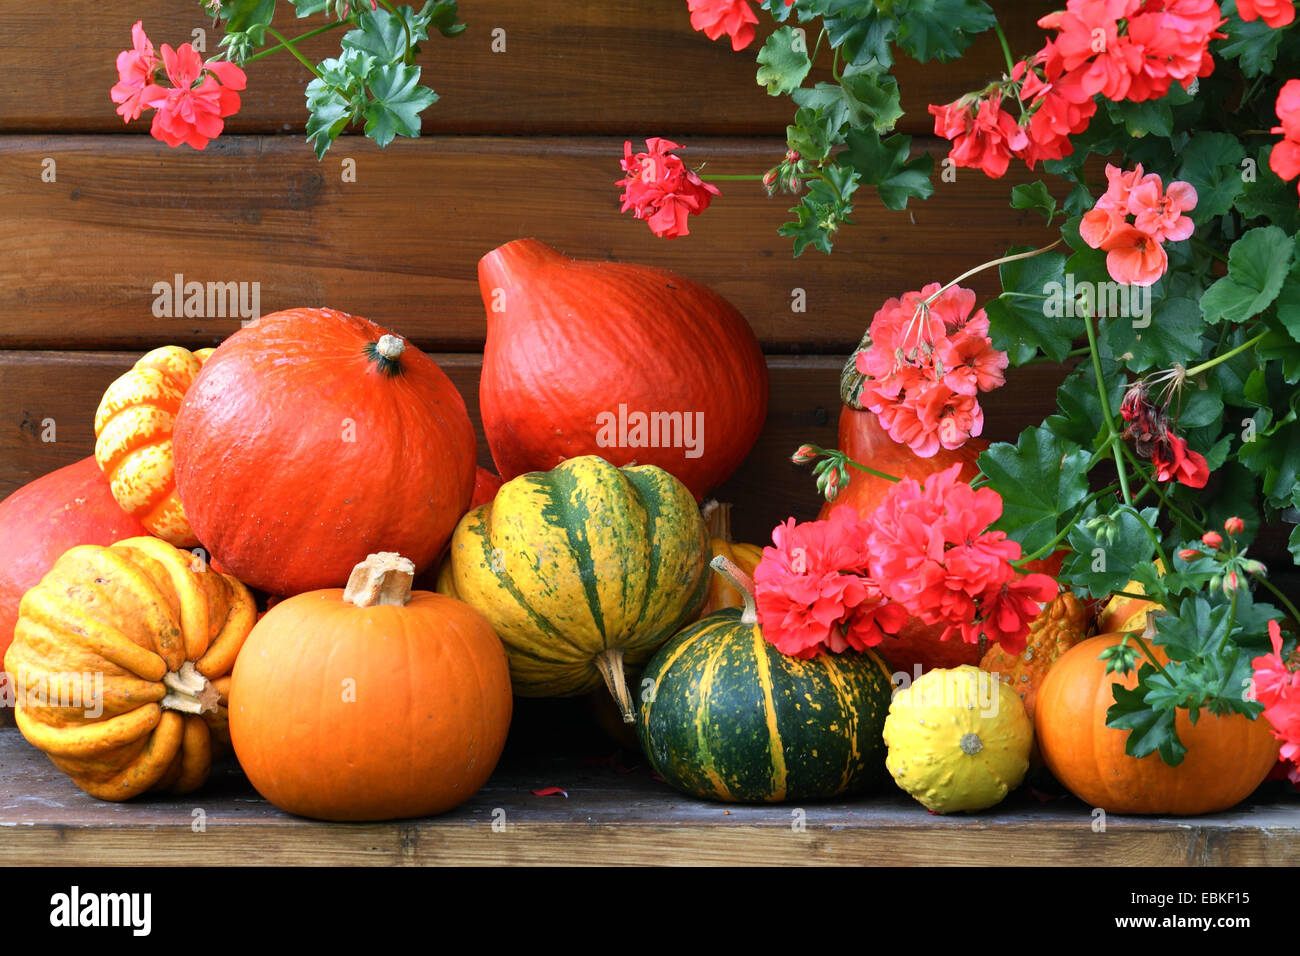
top-left (1178, 548), bottom-right (1200, 561)
top-left (1201, 530), bottom-right (1223, 548)
top-left (1223, 570), bottom-right (1239, 595)
top-left (1243, 559), bottom-right (1268, 576)
top-left (763, 168), bottom-right (778, 191)
top-left (785, 149), bottom-right (800, 163)
top-left (1224, 516), bottom-right (1245, 536)
top-left (791, 444), bottom-right (818, 464)
top-left (821, 468), bottom-right (841, 502)
top-left (1210, 573), bottom-right (1222, 592)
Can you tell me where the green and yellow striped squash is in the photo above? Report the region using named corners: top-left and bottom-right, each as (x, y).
top-left (442, 455), bottom-right (709, 716)
top-left (637, 558), bottom-right (894, 803)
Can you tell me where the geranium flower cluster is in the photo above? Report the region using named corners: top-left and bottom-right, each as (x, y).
top-left (853, 283), bottom-right (1008, 457)
top-left (110, 21), bottom-right (247, 150)
top-left (1119, 381), bottom-right (1210, 488)
top-left (1269, 80), bottom-right (1300, 201)
top-left (616, 138), bottom-right (721, 239)
top-left (685, 0), bottom-right (761, 51)
top-left (930, 0), bottom-right (1224, 178)
top-left (1079, 163), bottom-right (1197, 286)
top-left (753, 464), bottom-right (1058, 659)
top-left (1251, 620), bottom-right (1300, 780)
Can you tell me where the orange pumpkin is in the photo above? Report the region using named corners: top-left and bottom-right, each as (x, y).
top-left (94, 345), bottom-right (212, 547)
top-left (700, 501), bottom-right (763, 616)
top-left (4, 536), bottom-right (255, 800)
top-left (1035, 633), bottom-right (1280, 814)
top-left (228, 552), bottom-right (513, 821)
top-left (981, 589), bottom-right (1090, 721)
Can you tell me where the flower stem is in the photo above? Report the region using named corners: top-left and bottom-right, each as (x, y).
top-left (697, 173), bottom-right (766, 181)
top-left (993, 21), bottom-right (1017, 78)
top-left (845, 456), bottom-right (901, 483)
top-left (1183, 330), bottom-right (1268, 378)
top-left (923, 240), bottom-right (1062, 307)
top-left (244, 19), bottom-right (349, 64)
top-left (1016, 482), bottom-right (1121, 565)
top-left (1083, 309), bottom-right (1133, 506)
top-left (262, 25), bottom-right (323, 78)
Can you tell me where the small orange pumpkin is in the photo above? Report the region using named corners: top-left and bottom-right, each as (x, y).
top-left (4, 536), bottom-right (255, 800)
top-left (228, 552), bottom-right (513, 821)
top-left (1035, 633), bottom-right (1280, 815)
top-left (94, 345), bottom-right (213, 547)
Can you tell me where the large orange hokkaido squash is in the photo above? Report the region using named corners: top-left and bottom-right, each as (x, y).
top-left (172, 308), bottom-right (477, 596)
top-left (228, 553), bottom-right (512, 821)
top-left (477, 239), bottom-right (768, 502)
top-left (0, 457), bottom-right (148, 677)
top-left (1035, 633), bottom-right (1280, 815)
top-left (820, 406), bottom-right (987, 674)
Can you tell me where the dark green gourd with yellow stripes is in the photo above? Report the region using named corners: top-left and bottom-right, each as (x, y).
top-left (443, 455), bottom-right (710, 719)
top-left (637, 557), bottom-right (893, 803)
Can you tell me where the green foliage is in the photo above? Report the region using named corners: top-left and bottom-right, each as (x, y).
top-left (211, 0), bottom-right (462, 158)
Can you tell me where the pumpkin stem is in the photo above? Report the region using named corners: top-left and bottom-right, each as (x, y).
top-left (709, 554), bottom-right (757, 626)
top-left (161, 661), bottom-right (220, 715)
top-left (701, 499), bottom-right (734, 542)
top-left (959, 732), bottom-right (984, 755)
top-left (344, 552), bottom-right (416, 607)
top-left (594, 647), bottom-right (637, 725)
top-left (365, 334), bottom-right (407, 376)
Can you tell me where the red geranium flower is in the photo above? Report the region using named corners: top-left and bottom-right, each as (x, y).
top-left (1252, 621), bottom-right (1300, 764)
top-left (685, 0), bottom-right (760, 51)
top-left (1151, 432), bottom-right (1210, 488)
top-left (142, 43), bottom-right (246, 150)
top-left (616, 138), bottom-right (721, 239)
top-left (752, 510), bottom-right (907, 659)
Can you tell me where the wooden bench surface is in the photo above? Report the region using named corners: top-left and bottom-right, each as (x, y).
top-left (3, 728), bottom-right (1297, 867)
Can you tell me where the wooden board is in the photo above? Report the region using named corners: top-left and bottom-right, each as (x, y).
top-left (1, 729), bottom-right (1296, 866)
top-left (0, 350), bottom-right (1068, 544)
top-left (0, 0), bottom-right (1058, 136)
top-left (0, 135), bottom-right (1057, 352)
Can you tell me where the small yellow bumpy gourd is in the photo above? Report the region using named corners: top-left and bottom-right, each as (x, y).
top-left (883, 664), bottom-right (1033, 813)
top-left (94, 345), bottom-right (213, 548)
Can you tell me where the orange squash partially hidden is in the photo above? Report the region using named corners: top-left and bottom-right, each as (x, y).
top-left (229, 552), bottom-right (513, 822)
top-left (1035, 633), bottom-right (1280, 815)
top-left (700, 501), bottom-right (763, 616)
top-left (4, 537), bottom-right (255, 800)
top-left (981, 590), bottom-right (1090, 721)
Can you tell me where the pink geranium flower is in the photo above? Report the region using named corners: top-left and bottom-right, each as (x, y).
top-left (110, 21), bottom-right (159, 122)
top-left (685, 0), bottom-right (760, 51)
top-left (1237, 0), bottom-right (1295, 28)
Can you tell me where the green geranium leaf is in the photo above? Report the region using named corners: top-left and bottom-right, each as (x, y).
top-left (1107, 99), bottom-right (1173, 138)
top-left (778, 163), bottom-right (859, 256)
top-left (1176, 132), bottom-right (1246, 224)
top-left (892, 0), bottom-right (996, 61)
top-left (363, 62), bottom-right (438, 148)
top-left (842, 128), bottom-right (933, 209)
top-left (1199, 226), bottom-right (1294, 324)
top-left (343, 5), bottom-right (432, 62)
top-left (425, 0), bottom-right (465, 37)
top-left (987, 247), bottom-right (1072, 363)
top-left (786, 106), bottom-right (837, 163)
top-left (1107, 667), bottom-right (1187, 765)
top-left (1275, 260), bottom-right (1300, 344)
top-left (1217, 14), bottom-right (1283, 77)
top-left (978, 426), bottom-right (1091, 553)
top-left (1062, 506), bottom-right (1159, 598)
top-left (756, 26), bottom-right (813, 95)
top-left (1103, 295), bottom-right (1203, 372)
top-left (1010, 181), bottom-right (1058, 225)
top-left (291, 0), bottom-right (329, 15)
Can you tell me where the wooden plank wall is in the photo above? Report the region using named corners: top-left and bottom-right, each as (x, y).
top-left (0, 0), bottom-right (1064, 545)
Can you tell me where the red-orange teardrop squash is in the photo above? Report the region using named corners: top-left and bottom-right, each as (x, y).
top-left (1035, 633), bottom-right (1280, 814)
top-left (172, 308), bottom-right (476, 596)
top-left (477, 239), bottom-right (768, 501)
